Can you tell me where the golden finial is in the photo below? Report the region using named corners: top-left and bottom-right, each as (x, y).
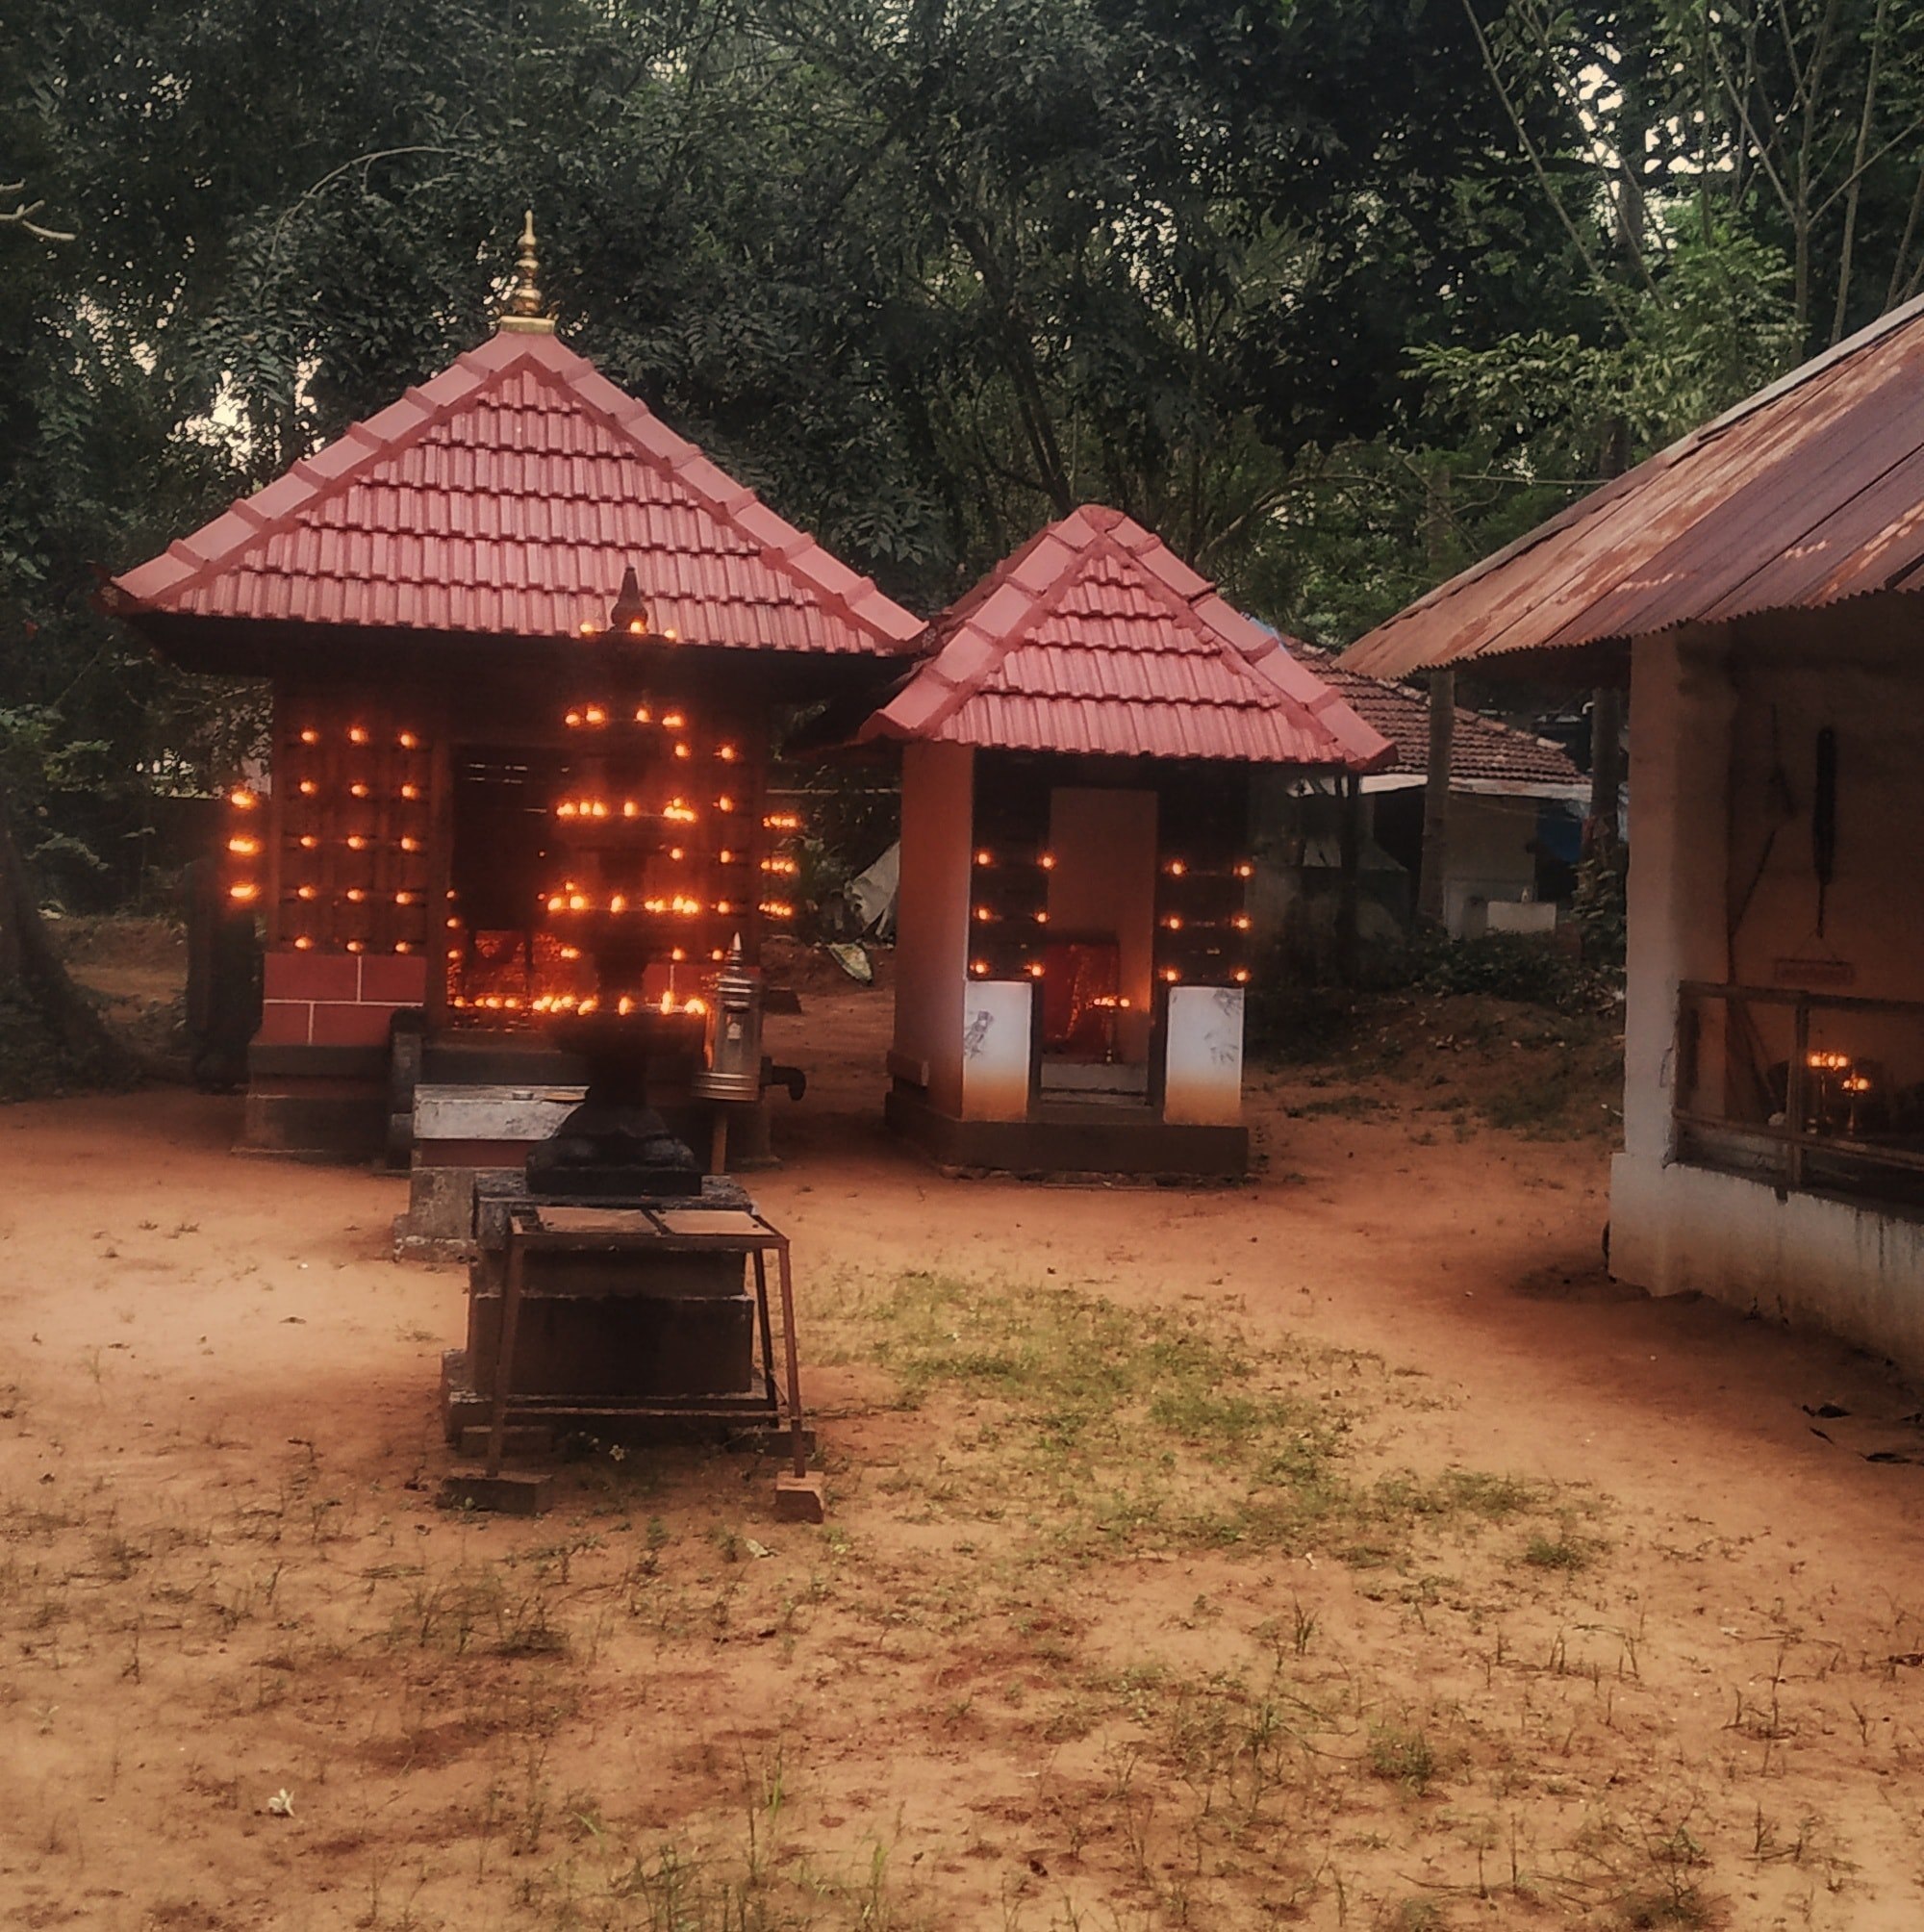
top-left (497, 209), bottom-right (556, 335)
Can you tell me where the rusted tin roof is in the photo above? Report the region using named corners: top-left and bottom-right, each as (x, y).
top-left (1343, 292), bottom-right (1924, 677)
top-left (859, 506), bottom-right (1392, 769)
top-left (106, 328), bottom-right (923, 658)
top-left (1289, 642), bottom-right (1584, 793)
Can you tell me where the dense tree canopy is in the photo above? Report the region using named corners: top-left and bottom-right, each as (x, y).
top-left (3, 0), bottom-right (1916, 897)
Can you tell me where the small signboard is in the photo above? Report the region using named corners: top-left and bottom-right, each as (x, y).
top-left (1771, 956), bottom-right (1856, 989)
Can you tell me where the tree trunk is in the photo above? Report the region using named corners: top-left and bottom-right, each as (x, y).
top-left (1417, 671), bottom-right (1456, 929)
top-left (1587, 683), bottom-right (1625, 847)
top-left (1335, 773), bottom-right (1361, 987)
top-left (0, 784), bottom-right (132, 1094)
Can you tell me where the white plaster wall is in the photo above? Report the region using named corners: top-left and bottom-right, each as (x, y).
top-left (1444, 793), bottom-right (1549, 938)
top-left (1617, 626), bottom-right (1735, 1180)
top-left (1163, 985), bottom-right (1244, 1125)
top-left (893, 742), bottom-right (975, 1118)
top-left (960, 980), bottom-right (1034, 1121)
top-left (1610, 602), bottom-right (1924, 1374)
top-left (1611, 1155), bottom-right (1924, 1375)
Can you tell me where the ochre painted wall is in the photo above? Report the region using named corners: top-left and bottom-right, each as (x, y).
top-left (894, 742), bottom-right (975, 1119)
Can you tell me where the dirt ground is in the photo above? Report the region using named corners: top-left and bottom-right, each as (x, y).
top-left (4, 968), bottom-right (1924, 1931)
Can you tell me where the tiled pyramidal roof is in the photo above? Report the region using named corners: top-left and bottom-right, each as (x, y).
top-left (109, 330), bottom-right (923, 655)
top-left (861, 506), bottom-right (1392, 769)
top-left (1289, 643), bottom-right (1585, 791)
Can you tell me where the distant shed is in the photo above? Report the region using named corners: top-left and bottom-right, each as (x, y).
top-left (1345, 295), bottom-right (1924, 1371)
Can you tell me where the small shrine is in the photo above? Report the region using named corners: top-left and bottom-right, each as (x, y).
top-left (850, 506), bottom-right (1391, 1178)
top-left (107, 218), bottom-right (921, 1162)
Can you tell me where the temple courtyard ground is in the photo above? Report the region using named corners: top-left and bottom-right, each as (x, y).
top-left (3, 967), bottom-right (1923, 1929)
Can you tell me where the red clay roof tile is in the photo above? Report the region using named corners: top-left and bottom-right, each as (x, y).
top-left (1290, 641), bottom-right (1585, 791)
top-left (860, 507), bottom-right (1392, 770)
top-left (110, 328), bottom-right (922, 657)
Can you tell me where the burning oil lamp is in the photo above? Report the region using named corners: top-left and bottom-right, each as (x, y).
top-left (522, 565), bottom-right (720, 1194)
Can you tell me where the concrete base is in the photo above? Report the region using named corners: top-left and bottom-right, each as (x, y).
top-left (242, 1051), bottom-right (390, 1159)
top-left (1611, 1152), bottom-right (1924, 1376)
top-left (774, 1471), bottom-right (826, 1522)
top-left (885, 1086), bottom-right (1248, 1181)
top-left (439, 1472), bottom-right (553, 1515)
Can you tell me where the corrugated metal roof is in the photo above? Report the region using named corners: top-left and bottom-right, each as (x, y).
top-left (1343, 292), bottom-right (1924, 677)
top-left (107, 329), bottom-right (923, 656)
top-left (1288, 641), bottom-right (1584, 790)
top-left (860, 506), bottom-right (1392, 770)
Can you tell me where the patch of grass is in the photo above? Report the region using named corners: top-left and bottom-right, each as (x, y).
top-left (1285, 1091), bottom-right (1387, 1120)
top-left (1523, 1529), bottom-right (1596, 1572)
top-left (1367, 1720), bottom-right (1443, 1792)
top-left (857, 1270), bottom-right (1353, 1556)
top-left (851, 1272), bottom-right (1585, 1573)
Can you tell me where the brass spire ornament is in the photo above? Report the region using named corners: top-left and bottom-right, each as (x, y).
top-left (497, 209), bottom-right (556, 335)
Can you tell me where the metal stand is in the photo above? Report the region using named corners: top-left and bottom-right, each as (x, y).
top-left (442, 1200), bottom-right (817, 1516)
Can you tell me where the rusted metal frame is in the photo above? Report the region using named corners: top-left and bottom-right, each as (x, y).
top-left (750, 1249), bottom-right (778, 1427)
top-left (496, 1389), bottom-right (779, 1415)
top-left (772, 1234), bottom-right (808, 1479)
top-left (506, 1230), bottom-right (782, 1258)
top-left (1674, 1110), bottom-right (1924, 1178)
top-left (1678, 978), bottom-right (1924, 1019)
top-left (1786, 996), bottom-right (1810, 1190)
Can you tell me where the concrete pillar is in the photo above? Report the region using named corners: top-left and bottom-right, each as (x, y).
top-left (1612, 625), bottom-right (1734, 1283)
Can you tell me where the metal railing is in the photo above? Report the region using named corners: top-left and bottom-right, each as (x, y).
top-left (1674, 981), bottom-right (1924, 1204)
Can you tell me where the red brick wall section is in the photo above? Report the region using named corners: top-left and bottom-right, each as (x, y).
top-left (258, 950), bottom-right (428, 1047)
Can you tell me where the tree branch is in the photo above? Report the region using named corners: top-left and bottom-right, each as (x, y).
top-left (0, 183), bottom-right (76, 243)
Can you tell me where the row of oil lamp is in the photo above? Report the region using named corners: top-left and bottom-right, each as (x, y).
top-left (544, 888), bottom-right (796, 919)
top-left (969, 958), bottom-right (1253, 985)
top-left (447, 991), bottom-right (711, 1017)
top-left (966, 843), bottom-right (1257, 987)
top-left (970, 906), bottom-right (1252, 931)
top-left (972, 849), bottom-right (1255, 881)
top-left (290, 726), bottom-right (423, 750)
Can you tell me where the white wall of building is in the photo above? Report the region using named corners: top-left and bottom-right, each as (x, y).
top-left (1444, 792), bottom-right (1552, 938)
top-left (1610, 600), bottom-right (1924, 1374)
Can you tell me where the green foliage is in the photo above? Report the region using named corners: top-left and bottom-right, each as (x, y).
top-left (0, 986), bottom-right (129, 1100)
top-left (1412, 930), bottom-right (1618, 1016)
top-left (2, 0), bottom-right (1908, 934)
top-left (1413, 218), bottom-right (1804, 475)
top-left (1573, 833), bottom-right (1629, 970)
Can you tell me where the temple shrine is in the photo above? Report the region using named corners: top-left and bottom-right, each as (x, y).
top-left (848, 506), bottom-right (1391, 1177)
top-left (106, 219), bottom-right (921, 1160)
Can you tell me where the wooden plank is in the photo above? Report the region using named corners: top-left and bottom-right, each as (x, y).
top-left (654, 1209), bottom-right (768, 1236)
top-left (533, 1206), bottom-right (659, 1233)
